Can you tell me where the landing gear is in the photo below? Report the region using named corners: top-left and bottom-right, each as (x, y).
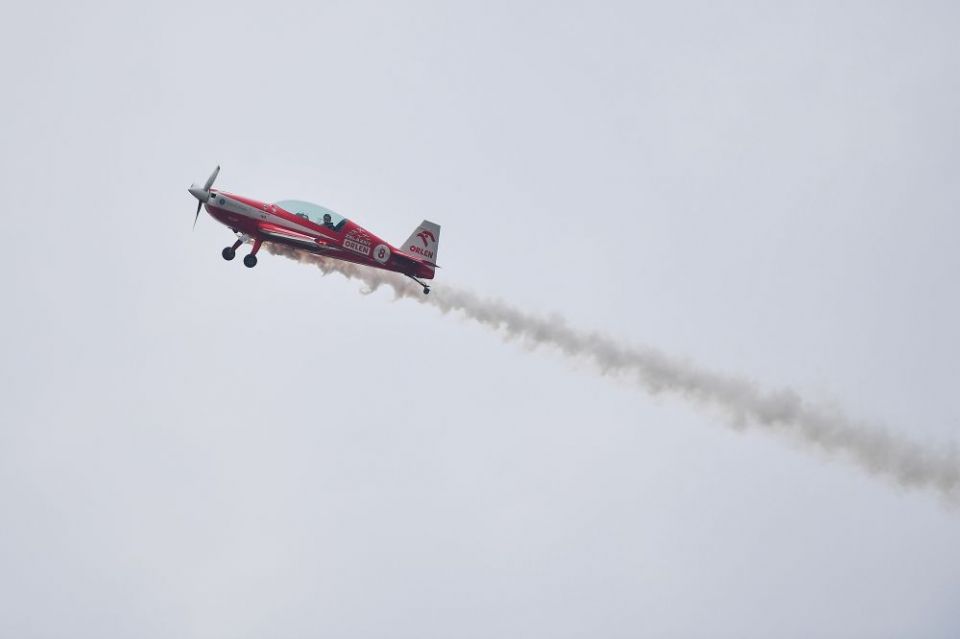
top-left (243, 236), bottom-right (263, 268)
top-left (222, 238), bottom-right (243, 261)
top-left (220, 235), bottom-right (262, 268)
top-left (405, 274), bottom-right (431, 295)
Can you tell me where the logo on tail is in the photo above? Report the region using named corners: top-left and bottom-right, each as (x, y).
top-left (404, 220), bottom-right (441, 265)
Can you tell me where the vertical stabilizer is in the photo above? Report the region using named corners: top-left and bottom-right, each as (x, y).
top-left (403, 220), bottom-right (441, 265)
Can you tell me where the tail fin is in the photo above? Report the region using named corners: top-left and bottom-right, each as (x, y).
top-left (402, 220), bottom-right (441, 265)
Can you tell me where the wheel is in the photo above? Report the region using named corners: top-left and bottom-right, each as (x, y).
top-left (243, 254), bottom-right (258, 268)
top-left (222, 247), bottom-right (236, 261)
top-left (423, 287), bottom-right (430, 295)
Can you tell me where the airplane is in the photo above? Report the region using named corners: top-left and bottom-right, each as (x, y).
top-left (187, 166), bottom-right (440, 294)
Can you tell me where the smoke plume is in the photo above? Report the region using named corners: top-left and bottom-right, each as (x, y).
top-left (265, 243), bottom-right (960, 503)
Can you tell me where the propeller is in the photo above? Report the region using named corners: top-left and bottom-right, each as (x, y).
top-left (188, 165), bottom-right (220, 229)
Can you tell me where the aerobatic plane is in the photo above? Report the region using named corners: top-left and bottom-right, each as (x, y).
top-left (188, 166), bottom-right (440, 294)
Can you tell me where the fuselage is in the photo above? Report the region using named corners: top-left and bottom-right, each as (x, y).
top-left (204, 190), bottom-right (434, 279)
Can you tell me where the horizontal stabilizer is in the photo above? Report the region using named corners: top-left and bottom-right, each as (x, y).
top-left (394, 248), bottom-right (440, 269)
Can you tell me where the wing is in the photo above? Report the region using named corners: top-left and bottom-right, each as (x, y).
top-left (257, 222), bottom-right (338, 250)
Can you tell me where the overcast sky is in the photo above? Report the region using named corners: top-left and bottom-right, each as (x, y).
top-left (2, 1), bottom-right (959, 637)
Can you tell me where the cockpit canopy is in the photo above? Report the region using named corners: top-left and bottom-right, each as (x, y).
top-left (275, 199), bottom-right (348, 231)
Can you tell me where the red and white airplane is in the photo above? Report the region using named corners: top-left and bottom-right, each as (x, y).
top-left (188, 166), bottom-right (440, 294)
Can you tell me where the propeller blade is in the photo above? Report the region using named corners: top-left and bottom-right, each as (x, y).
top-left (203, 165), bottom-right (220, 191)
top-left (189, 166), bottom-right (219, 230)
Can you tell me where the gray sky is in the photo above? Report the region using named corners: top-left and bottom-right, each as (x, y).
top-left (2, 1), bottom-right (959, 637)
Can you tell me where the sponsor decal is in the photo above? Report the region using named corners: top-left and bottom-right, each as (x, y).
top-left (409, 244), bottom-right (435, 260)
top-left (373, 243), bottom-right (391, 264)
top-left (343, 228), bottom-right (372, 256)
top-left (417, 230), bottom-right (436, 246)
top-left (343, 239), bottom-right (370, 255)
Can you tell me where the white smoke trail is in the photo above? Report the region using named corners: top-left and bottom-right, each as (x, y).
top-left (266, 243), bottom-right (960, 503)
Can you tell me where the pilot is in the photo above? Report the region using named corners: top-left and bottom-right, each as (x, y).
top-left (323, 213), bottom-right (335, 229)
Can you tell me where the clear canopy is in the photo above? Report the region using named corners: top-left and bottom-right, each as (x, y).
top-left (275, 200), bottom-right (348, 231)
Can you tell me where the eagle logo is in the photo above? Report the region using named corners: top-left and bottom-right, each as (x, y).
top-left (417, 230), bottom-right (436, 246)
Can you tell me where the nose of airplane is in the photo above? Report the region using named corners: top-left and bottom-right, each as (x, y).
top-left (188, 165), bottom-right (220, 230)
top-left (188, 185), bottom-right (210, 202)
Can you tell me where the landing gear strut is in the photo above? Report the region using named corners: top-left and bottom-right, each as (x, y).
top-left (406, 274), bottom-right (431, 295)
top-left (244, 237), bottom-right (263, 268)
top-left (222, 239), bottom-right (242, 261)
